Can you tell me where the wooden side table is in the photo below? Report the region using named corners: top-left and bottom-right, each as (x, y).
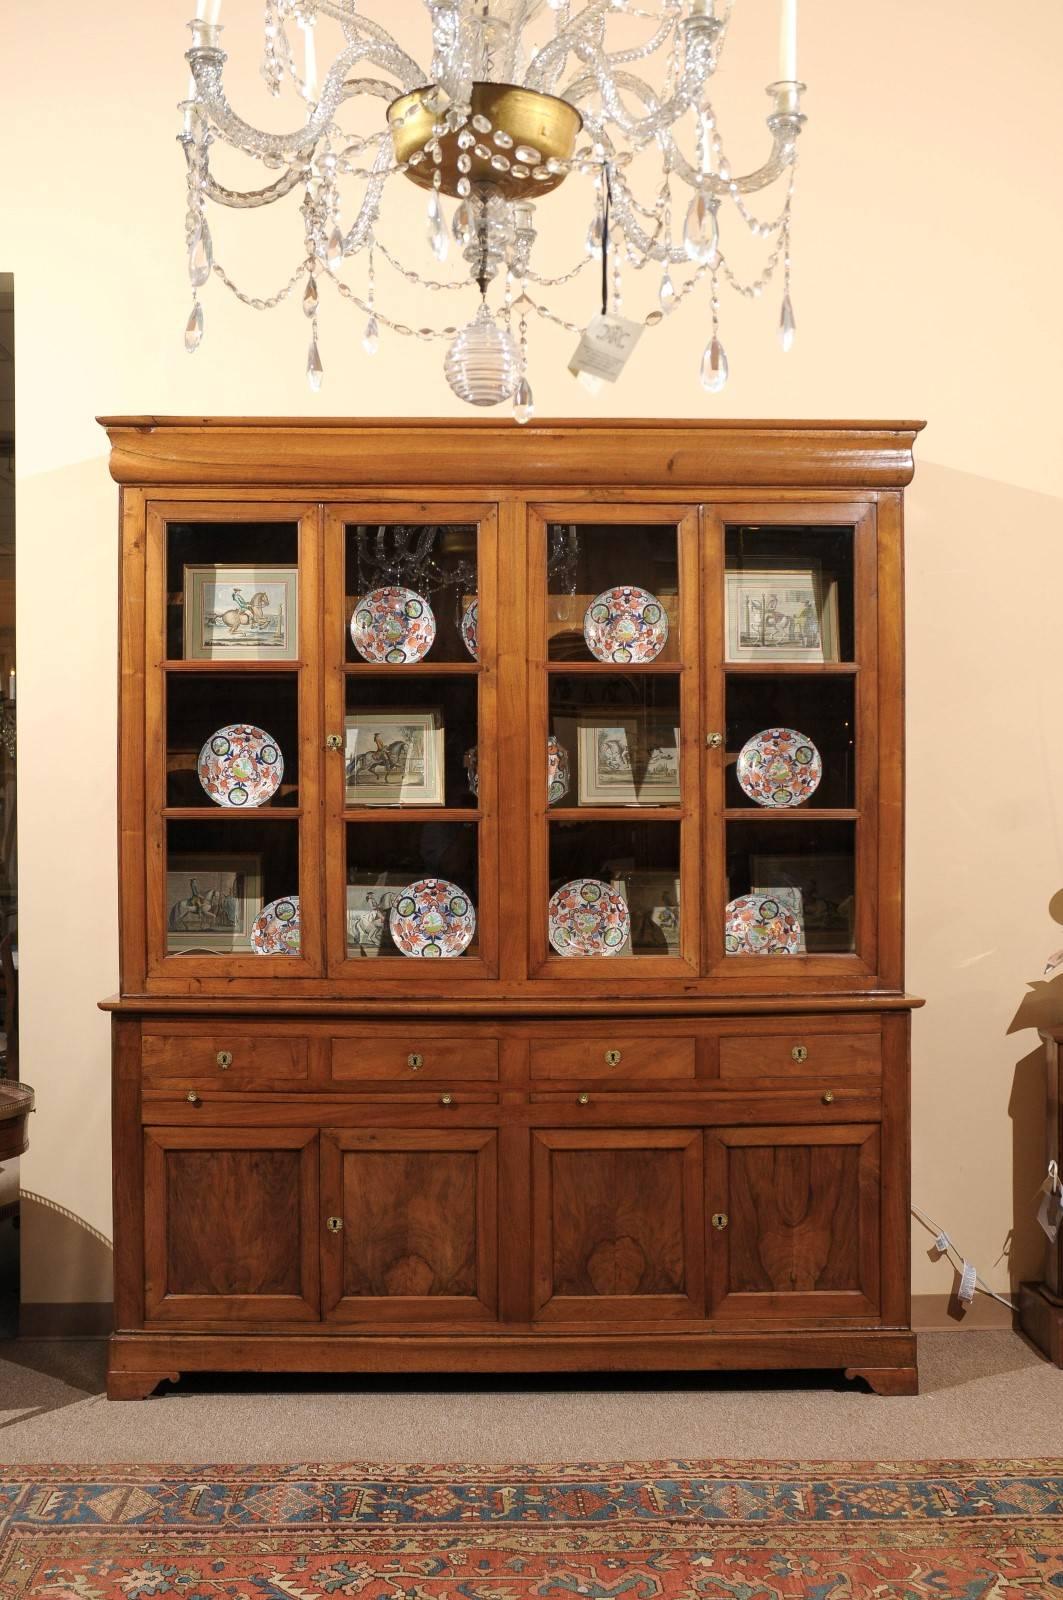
top-left (1019, 1027), bottom-right (1063, 1365)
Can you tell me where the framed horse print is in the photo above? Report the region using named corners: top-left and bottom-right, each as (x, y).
top-left (183, 564), bottom-right (299, 660)
top-left (344, 709), bottom-right (444, 806)
top-left (166, 853), bottom-right (263, 954)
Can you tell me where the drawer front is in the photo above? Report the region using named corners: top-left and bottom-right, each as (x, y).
top-left (530, 1036), bottom-right (696, 1082)
top-left (142, 1032), bottom-right (309, 1088)
top-left (331, 1037), bottom-right (499, 1083)
top-left (718, 1030), bottom-right (881, 1084)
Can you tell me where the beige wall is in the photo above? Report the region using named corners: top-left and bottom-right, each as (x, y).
top-left (4, 0), bottom-right (1062, 1306)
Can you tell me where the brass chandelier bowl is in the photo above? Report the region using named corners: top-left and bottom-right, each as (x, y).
top-left (388, 82), bottom-right (583, 202)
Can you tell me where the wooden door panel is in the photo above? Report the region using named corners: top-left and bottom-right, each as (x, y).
top-left (322, 1129), bottom-right (498, 1322)
top-left (143, 1127), bottom-right (319, 1322)
top-left (707, 1125), bottom-right (880, 1320)
top-left (532, 1129), bottom-right (704, 1321)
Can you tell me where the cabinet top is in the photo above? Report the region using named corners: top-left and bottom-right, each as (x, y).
top-left (98, 416), bottom-right (925, 490)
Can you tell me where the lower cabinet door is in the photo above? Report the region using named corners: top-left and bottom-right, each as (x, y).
top-left (532, 1129), bottom-right (705, 1321)
top-left (706, 1125), bottom-right (881, 1320)
top-left (143, 1127), bottom-right (320, 1322)
top-left (321, 1128), bottom-right (498, 1323)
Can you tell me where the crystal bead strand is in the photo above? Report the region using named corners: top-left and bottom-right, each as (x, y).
top-left (183, 118), bottom-right (212, 352)
top-left (699, 271), bottom-right (728, 393)
top-left (512, 300), bottom-right (533, 425)
top-left (362, 243), bottom-right (379, 352)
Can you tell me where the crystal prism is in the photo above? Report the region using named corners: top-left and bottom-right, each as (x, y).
top-left (302, 275), bottom-right (318, 318)
top-left (513, 376), bottom-right (534, 424)
top-left (427, 191), bottom-right (449, 262)
top-left (683, 193), bottom-right (719, 265)
top-left (184, 300), bottom-right (204, 353)
top-left (306, 335), bottom-right (323, 391)
top-left (188, 222), bottom-right (212, 288)
top-left (699, 335), bottom-right (728, 392)
top-left (585, 213), bottom-right (604, 258)
top-left (326, 227), bottom-right (344, 271)
top-left (659, 272), bottom-right (676, 312)
top-left (362, 314), bottom-right (379, 355)
top-left (779, 292), bottom-right (796, 352)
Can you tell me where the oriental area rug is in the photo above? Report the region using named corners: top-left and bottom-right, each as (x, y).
top-left (2, 1460), bottom-right (1063, 1598)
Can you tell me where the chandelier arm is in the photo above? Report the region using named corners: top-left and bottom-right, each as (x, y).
top-left (190, 43), bottom-right (360, 158)
top-left (199, 164), bottom-right (308, 209)
top-left (523, 0), bottom-right (612, 94)
top-left (607, 173), bottom-right (687, 264)
top-left (339, 139), bottom-right (397, 256)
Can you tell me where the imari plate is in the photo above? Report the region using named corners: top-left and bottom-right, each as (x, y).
top-left (390, 877), bottom-right (476, 958)
top-left (464, 737), bottom-right (570, 805)
top-left (725, 893), bottom-right (803, 956)
top-left (583, 586), bottom-right (668, 664)
top-left (736, 726), bottom-right (822, 808)
top-left (197, 723), bottom-right (283, 808)
top-left (250, 894), bottom-right (301, 956)
top-left (548, 878), bottom-right (630, 957)
top-left (351, 586), bottom-right (436, 664)
top-left (460, 596), bottom-right (479, 661)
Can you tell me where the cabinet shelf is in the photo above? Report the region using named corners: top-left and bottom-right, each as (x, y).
top-left (162, 807), bottom-right (302, 820)
top-left (723, 807), bottom-right (859, 822)
top-left (723, 662), bottom-right (859, 676)
top-left (343, 807), bottom-right (478, 823)
top-left (548, 807), bottom-right (686, 823)
top-left (164, 659), bottom-right (303, 673)
top-left (344, 662), bottom-right (482, 676)
top-left (545, 661), bottom-right (685, 675)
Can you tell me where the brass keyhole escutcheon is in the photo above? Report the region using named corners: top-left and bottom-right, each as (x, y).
top-left (439, 1093), bottom-right (453, 1106)
top-left (216, 1050), bottom-right (232, 1069)
top-left (706, 731), bottom-right (723, 748)
top-left (577, 1092), bottom-right (590, 1105)
top-left (711, 1212), bottom-right (729, 1230)
top-left (822, 1089), bottom-right (835, 1105)
top-left (326, 733), bottom-right (343, 751)
top-left (326, 1216), bottom-right (343, 1233)
top-left (408, 1053), bottom-right (424, 1070)
top-left (186, 1091), bottom-right (200, 1106)
top-left (605, 1049), bottom-right (622, 1066)
top-left (791, 1044), bottom-right (808, 1063)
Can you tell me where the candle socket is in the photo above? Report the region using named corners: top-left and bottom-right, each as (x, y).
top-left (187, 18), bottom-right (224, 50)
top-left (766, 79), bottom-right (806, 117)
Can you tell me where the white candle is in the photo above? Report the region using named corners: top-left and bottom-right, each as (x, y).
top-left (779, 0), bottom-right (797, 80)
top-left (7, 671), bottom-right (15, 704)
top-left (300, 19), bottom-right (318, 98)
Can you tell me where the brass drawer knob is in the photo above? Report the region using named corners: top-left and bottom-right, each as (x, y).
top-left (822, 1089), bottom-right (835, 1105)
top-left (791, 1044), bottom-right (808, 1063)
top-left (326, 1215), bottom-right (343, 1233)
top-left (186, 1091), bottom-right (200, 1106)
top-left (577, 1092), bottom-right (590, 1105)
top-left (706, 731), bottom-right (723, 748)
top-left (711, 1212), bottom-right (729, 1230)
top-left (326, 733), bottom-right (343, 751)
top-left (439, 1093), bottom-right (453, 1106)
top-left (216, 1050), bottom-right (232, 1069)
top-left (408, 1053), bottom-right (424, 1070)
top-left (604, 1049), bottom-right (622, 1066)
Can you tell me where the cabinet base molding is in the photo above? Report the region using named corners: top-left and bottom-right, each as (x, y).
top-left (1018, 1282), bottom-right (1063, 1367)
top-left (107, 1330), bottom-right (918, 1400)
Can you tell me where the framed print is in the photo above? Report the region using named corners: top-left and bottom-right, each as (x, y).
top-left (576, 718), bottom-right (680, 806)
top-left (183, 565), bottom-right (298, 660)
top-left (610, 873), bottom-right (680, 956)
top-left (166, 854), bottom-right (263, 954)
top-left (346, 873), bottom-right (409, 957)
top-left (751, 854), bottom-right (854, 952)
top-left (344, 709), bottom-right (444, 806)
top-left (725, 559), bottom-right (838, 663)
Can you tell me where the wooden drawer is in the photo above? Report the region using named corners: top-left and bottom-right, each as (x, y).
top-left (718, 1030), bottom-right (881, 1085)
top-left (530, 1035), bottom-right (695, 1082)
top-left (142, 1032), bottom-right (309, 1088)
top-left (330, 1036), bottom-right (499, 1084)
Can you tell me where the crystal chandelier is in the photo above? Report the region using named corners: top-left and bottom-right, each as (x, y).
top-left (180, 0), bottom-right (806, 418)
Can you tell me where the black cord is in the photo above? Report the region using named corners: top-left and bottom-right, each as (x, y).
top-left (601, 165), bottom-right (613, 316)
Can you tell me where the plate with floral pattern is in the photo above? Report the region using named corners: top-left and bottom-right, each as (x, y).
top-left (583, 586), bottom-right (668, 664)
top-left (197, 723), bottom-right (283, 808)
top-left (463, 736), bottom-right (570, 806)
top-left (461, 597), bottom-right (479, 661)
top-left (736, 726), bottom-right (822, 808)
top-left (250, 894), bottom-right (301, 956)
top-left (351, 586), bottom-right (436, 664)
top-left (548, 877), bottom-right (630, 958)
top-left (389, 877), bottom-right (476, 958)
top-left (725, 893), bottom-right (802, 956)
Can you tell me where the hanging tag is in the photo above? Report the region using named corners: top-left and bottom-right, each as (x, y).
top-left (1037, 1188), bottom-right (1063, 1243)
top-left (568, 313), bottom-right (644, 386)
top-left (957, 1260), bottom-right (977, 1305)
top-left (1045, 949), bottom-right (1063, 978)
top-left (933, 1231), bottom-right (950, 1254)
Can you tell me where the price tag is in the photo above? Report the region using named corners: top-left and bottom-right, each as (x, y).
top-left (1037, 1188), bottom-right (1063, 1243)
top-left (933, 1231), bottom-right (950, 1254)
top-left (957, 1260), bottom-right (977, 1305)
top-left (568, 313), bottom-right (644, 386)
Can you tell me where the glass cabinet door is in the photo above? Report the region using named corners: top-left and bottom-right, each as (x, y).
top-left (146, 502), bottom-right (322, 976)
top-left (323, 504), bottom-right (497, 977)
top-left (527, 506), bottom-right (700, 978)
top-left (703, 503), bottom-right (877, 978)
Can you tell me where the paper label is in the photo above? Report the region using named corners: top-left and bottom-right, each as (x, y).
top-left (1037, 1188), bottom-right (1063, 1242)
top-left (933, 1232), bottom-right (950, 1254)
top-left (568, 313), bottom-right (644, 385)
top-left (957, 1259), bottom-right (977, 1304)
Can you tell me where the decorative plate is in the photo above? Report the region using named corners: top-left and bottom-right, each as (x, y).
top-left (583, 585), bottom-right (668, 664)
top-left (250, 894), bottom-right (301, 956)
top-left (725, 893), bottom-right (802, 956)
top-left (351, 586), bottom-right (436, 664)
top-left (547, 735), bottom-right (570, 805)
top-left (461, 597), bottom-right (479, 661)
top-left (389, 877), bottom-right (476, 958)
top-left (736, 726), bottom-right (822, 808)
top-left (463, 744), bottom-right (479, 797)
top-left (197, 723), bottom-right (283, 809)
top-left (548, 877), bottom-right (631, 958)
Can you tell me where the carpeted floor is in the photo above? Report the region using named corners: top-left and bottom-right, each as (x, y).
top-left (1, 1331), bottom-right (1061, 1463)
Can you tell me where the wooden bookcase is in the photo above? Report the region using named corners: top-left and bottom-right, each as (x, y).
top-left (100, 417), bottom-right (924, 1399)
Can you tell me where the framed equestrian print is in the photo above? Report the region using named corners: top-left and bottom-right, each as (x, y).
top-left (344, 708), bottom-right (445, 806)
top-left (183, 564), bottom-right (299, 660)
top-left (165, 853), bottom-right (263, 954)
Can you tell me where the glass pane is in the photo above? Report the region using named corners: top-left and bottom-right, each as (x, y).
top-left (346, 822), bottom-right (479, 959)
top-left (166, 819), bottom-right (299, 957)
top-left (548, 673), bottom-right (680, 809)
top-left (345, 675), bottom-right (477, 809)
top-left (167, 674), bottom-right (299, 808)
top-left (166, 522), bottom-right (299, 661)
top-left (546, 522), bottom-right (680, 663)
top-left (725, 820), bottom-right (855, 954)
top-left (345, 523), bottom-right (478, 664)
top-left (548, 820), bottom-right (680, 957)
top-left (726, 675), bottom-right (854, 810)
top-left (724, 524), bottom-right (855, 663)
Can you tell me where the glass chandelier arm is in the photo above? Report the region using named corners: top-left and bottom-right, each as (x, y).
top-left (339, 139), bottom-right (397, 255)
top-left (523, 0), bottom-right (611, 94)
top-left (199, 163), bottom-right (308, 208)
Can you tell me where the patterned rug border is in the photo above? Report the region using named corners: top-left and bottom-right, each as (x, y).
top-left (5, 1459), bottom-right (1063, 1480)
